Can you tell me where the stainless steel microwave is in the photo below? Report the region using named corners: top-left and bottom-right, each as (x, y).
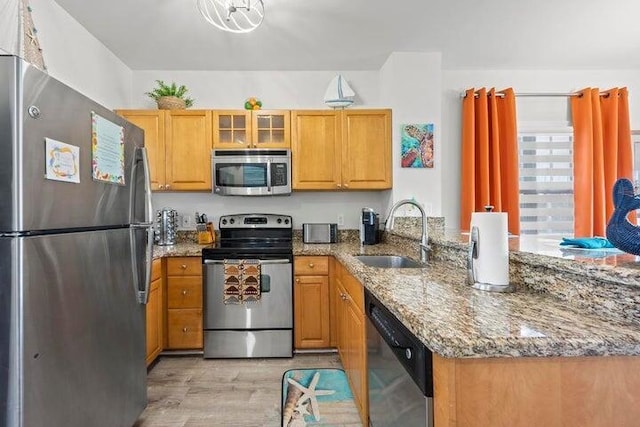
top-left (212, 149), bottom-right (291, 196)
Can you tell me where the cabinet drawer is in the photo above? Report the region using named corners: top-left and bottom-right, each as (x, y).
top-left (294, 256), bottom-right (329, 275)
top-left (167, 257), bottom-right (202, 276)
top-left (167, 309), bottom-right (203, 349)
top-left (167, 277), bottom-right (202, 308)
top-left (151, 258), bottom-right (162, 282)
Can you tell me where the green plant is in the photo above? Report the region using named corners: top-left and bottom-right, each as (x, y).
top-left (145, 80), bottom-right (194, 108)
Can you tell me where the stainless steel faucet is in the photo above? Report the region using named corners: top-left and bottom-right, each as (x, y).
top-left (384, 199), bottom-right (430, 262)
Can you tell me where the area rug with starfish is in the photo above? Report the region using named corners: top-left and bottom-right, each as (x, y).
top-left (281, 368), bottom-right (362, 426)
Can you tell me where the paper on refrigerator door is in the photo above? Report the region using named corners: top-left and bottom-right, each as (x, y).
top-left (44, 138), bottom-right (80, 183)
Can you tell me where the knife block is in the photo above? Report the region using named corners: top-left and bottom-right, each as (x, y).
top-left (198, 222), bottom-right (215, 244)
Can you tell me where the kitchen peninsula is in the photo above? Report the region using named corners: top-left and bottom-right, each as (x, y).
top-left (153, 227), bottom-right (640, 427)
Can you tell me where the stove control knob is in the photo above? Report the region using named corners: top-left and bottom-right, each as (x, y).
top-left (230, 218), bottom-right (235, 224)
top-left (277, 218), bottom-right (282, 224)
top-left (222, 219), bottom-right (227, 225)
top-left (284, 218), bottom-right (290, 225)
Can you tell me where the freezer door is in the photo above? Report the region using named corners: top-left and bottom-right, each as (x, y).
top-left (0, 56), bottom-right (144, 233)
top-left (1, 228), bottom-right (146, 427)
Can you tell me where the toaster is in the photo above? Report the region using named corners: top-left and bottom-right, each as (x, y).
top-left (302, 223), bottom-right (338, 243)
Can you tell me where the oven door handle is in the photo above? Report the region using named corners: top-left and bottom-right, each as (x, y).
top-left (204, 259), bottom-right (291, 265)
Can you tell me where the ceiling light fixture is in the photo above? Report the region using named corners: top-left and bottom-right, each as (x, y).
top-left (197, 0), bottom-right (265, 34)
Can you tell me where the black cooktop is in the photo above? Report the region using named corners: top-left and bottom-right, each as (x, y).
top-left (202, 213), bottom-right (293, 260)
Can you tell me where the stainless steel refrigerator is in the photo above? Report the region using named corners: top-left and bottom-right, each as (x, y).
top-left (0, 55), bottom-right (154, 426)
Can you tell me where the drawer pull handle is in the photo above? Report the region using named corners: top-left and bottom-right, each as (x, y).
top-left (295, 278), bottom-right (300, 283)
top-left (308, 263), bottom-right (314, 268)
top-left (182, 290), bottom-right (188, 295)
top-left (182, 327), bottom-right (189, 333)
top-left (180, 264), bottom-right (187, 269)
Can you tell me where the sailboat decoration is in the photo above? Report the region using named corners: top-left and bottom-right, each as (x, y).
top-left (324, 74), bottom-right (355, 108)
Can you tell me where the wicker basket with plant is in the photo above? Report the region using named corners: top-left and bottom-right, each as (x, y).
top-left (145, 80), bottom-right (195, 110)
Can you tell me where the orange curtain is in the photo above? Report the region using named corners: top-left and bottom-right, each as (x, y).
top-left (460, 87), bottom-right (520, 234)
top-left (571, 87), bottom-right (633, 237)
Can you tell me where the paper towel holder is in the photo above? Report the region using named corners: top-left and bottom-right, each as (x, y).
top-left (467, 225), bottom-right (515, 293)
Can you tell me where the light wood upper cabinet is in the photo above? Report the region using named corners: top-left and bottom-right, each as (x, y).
top-left (165, 110), bottom-right (212, 190)
top-left (115, 110), bottom-right (166, 191)
top-left (116, 109), bottom-right (212, 191)
top-left (212, 110), bottom-right (252, 148)
top-left (213, 109), bottom-right (290, 149)
top-left (291, 111), bottom-right (342, 190)
top-left (342, 109), bottom-right (392, 190)
top-left (291, 109), bottom-right (392, 190)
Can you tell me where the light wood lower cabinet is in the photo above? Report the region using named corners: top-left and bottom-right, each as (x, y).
top-left (165, 257), bottom-right (203, 349)
top-left (294, 256), bottom-right (331, 349)
top-left (145, 259), bottom-right (163, 366)
top-left (333, 260), bottom-right (368, 426)
top-left (433, 354), bottom-right (640, 427)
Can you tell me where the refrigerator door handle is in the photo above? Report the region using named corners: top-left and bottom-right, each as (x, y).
top-left (140, 225), bottom-right (154, 304)
top-left (139, 147), bottom-right (154, 224)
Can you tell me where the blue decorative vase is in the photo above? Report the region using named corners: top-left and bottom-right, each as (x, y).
top-left (606, 178), bottom-right (640, 255)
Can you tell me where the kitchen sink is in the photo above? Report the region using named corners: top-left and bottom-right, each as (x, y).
top-left (354, 255), bottom-right (425, 268)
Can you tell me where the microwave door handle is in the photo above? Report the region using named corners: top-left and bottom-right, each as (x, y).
top-left (266, 159), bottom-right (272, 192)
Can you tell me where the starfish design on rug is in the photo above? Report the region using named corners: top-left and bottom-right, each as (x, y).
top-left (287, 372), bottom-right (335, 421)
top-left (294, 401), bottom-right (311, 417)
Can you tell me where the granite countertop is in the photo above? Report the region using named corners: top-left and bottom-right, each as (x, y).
top-left (153, 242), bottom-right (207, 259)
top-left (152, 240), bottom-right (640, 359)
top-left (294, 241), bottom-right (640, 359)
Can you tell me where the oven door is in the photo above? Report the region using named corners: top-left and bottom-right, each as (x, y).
top-left (203, 258), bottom-right (293, 329)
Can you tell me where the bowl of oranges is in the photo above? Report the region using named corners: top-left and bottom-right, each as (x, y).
top-left (244, 97), bottom-right (262, 110)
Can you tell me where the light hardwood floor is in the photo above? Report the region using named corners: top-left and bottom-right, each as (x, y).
top-left (135, 353), bottom-right (360, 427)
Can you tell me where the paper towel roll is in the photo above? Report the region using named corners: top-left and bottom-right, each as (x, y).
top-left (470, 212), bottom-right (509, 285)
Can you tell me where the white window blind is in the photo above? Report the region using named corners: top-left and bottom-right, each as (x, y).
top-left (518, 132), bottom-right (574, 236)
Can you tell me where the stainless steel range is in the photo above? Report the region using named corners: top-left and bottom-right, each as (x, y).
top-left (202, 213), bottom-right (293, 358)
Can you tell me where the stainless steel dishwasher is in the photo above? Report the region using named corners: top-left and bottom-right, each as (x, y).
top-left (365, 289), bottom-right (433, 427)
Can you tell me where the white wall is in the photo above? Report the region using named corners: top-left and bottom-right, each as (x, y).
top-left (29, 0), bottom-right (131, 108)
top-left (152, 191), bottom-right (387, 230)
top-left (131, 71), bottom-right (380, 109)
top-left (379, 52), bottom-right (442, 217)
top-left (441, 68), bottom-right (640, 231)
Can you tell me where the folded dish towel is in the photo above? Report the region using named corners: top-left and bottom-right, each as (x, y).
top-left (559, 237), bottom-right (615, 249)
top-left (223, 260), bottom-right (242, 304)
top-left (241, 260), bottom-right (261, 303)
top-left (223, 259), bottom-right (261, 304)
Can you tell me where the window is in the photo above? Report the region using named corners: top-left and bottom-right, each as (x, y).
top-left (518, 132), bottom-right (574, 236)
top-left (518, 130), bottom-right (640, 236)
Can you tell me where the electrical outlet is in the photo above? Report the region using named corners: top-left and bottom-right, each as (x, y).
top-left (337, 214), bottom-right (345, 226)
top-left (182, 215), bottom-right (194, 229)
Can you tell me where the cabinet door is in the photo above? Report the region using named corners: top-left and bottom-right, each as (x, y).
top-left (116, 110), bottom-right (166, 191)
top-left (251, 110), bottom-right (291, 148)
top-left (345, 298), bottom-right (368, 425)
top-left (165, 110), bottom-right (213, 190)
top-left (342, 109), bottom-right (392, 189)
top-left (212, 110), bottom-right (252, 148)
top-left (145, 276), bottom-right (163, 366)
top-left (291, 111), bottom-right (342, 190)
top-left (335, 279), bottom-right (348, 370)
top-left (294, 275), bottom-right (330, 349)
